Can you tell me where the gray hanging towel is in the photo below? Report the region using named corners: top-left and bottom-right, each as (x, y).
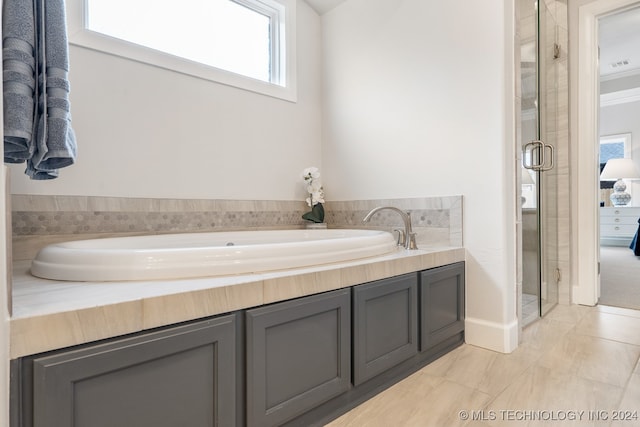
top-left (27, 0), bottom-right (77, 179)
top-left (2, 0), bottom-right (37, 162)
top-left (3, 0), bottom-right (77, 179)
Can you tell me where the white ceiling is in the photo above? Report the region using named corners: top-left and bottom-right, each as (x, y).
top-left (599, 6), bottom-right (640, 79)
top-left (304, 0), bottom-right (348, 15)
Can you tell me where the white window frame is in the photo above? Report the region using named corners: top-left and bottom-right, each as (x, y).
top-left (600, 133), bottom-right (631, 155)
top-left (66, 0), bottom-right (297, 102)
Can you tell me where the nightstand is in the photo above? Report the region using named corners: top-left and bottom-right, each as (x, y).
top-left (600, 207), bottom-right (640, 246)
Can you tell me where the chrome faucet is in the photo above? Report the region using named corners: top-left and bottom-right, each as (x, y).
top-left (363, 206), bottom-right (418, 250)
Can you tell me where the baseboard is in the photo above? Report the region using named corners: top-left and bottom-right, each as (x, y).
top-left (464, 316), bottom-right (518, 353)
top-left (600, 237), bottom-right (634, 247)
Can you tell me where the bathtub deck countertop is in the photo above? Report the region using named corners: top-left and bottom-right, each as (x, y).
top-left (10, 247), bottom-right (465, 359)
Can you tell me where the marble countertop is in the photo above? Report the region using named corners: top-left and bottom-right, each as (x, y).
top-left (10, 246), bottom-right (465, 359)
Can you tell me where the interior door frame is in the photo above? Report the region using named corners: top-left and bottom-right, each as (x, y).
top-left (572, 0), bottom-right (640, 306)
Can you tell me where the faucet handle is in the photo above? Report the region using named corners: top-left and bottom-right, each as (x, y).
top-left (392, 228), bottom-right (406, 247)
top-left (407, 232), bottom-right (418, 250)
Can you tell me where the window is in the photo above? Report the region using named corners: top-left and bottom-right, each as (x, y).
top-left (67, 0), bottom-right (297, 101)
top-left (600, 133), bottom-right (632, 195)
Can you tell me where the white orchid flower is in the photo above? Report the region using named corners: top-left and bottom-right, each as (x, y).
top-left (302, 167), bottom-right (320, 181)
top-left (301, 167), bottom-right (326, 221)
top-left (311, 191), bottom-right (325, 205)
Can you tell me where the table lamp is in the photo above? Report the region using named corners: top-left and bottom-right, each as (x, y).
top-left (600, 158), bottom-right (640, 206)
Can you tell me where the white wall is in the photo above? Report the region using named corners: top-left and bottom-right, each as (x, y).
top-left (9, 3), bottom-right (323, 201)
top-left (0, 167), bottom-right (8, 427)
top-left (322, 0), bottom-right (518, 352)
top-left (1, 6), bottom-right (10, 419)
top-left (600, 99), bottom-right (640, 206)
top-left (1, 4), bottom-right (9, 415)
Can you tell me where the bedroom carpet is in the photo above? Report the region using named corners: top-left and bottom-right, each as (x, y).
top-left (600, 245), bottom-right (640, 310)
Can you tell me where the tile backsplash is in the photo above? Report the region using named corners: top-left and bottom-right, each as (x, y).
top-left (11, 194), bottom-right (463, 260)
top-left (12, 197), bottom-right (306, 235)
top-left (325, 196), bottom-right (462, 249)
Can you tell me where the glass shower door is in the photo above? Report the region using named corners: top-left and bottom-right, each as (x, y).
top-left (520, 1), bottom-right (540, 324)
top-left (538, 0), bottom-right (559, 317)
top-left (520, 0), bottom-right (560, 325)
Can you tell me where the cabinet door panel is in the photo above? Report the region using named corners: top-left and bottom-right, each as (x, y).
top-left (32, 314), bottom-right (237, 427)
top-left (353, 273), bottom-right (418, 386)
top-left (246, 289), bottom-right (351, 427)
top-left (420, 262), bottom-right (465, 351)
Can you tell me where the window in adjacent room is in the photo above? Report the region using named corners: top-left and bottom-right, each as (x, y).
top-left (599, 133), bottom-right (631, 200)
top-left (67, 0), bottom-right (297, 101)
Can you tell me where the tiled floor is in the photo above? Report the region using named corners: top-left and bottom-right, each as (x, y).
top-left (522, 293), bottom-right (539, 326)
top-left (326, 305), bottom-right (640, 427)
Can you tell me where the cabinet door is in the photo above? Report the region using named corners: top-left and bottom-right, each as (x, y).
top-left (246, 289), bottom-right (351, 427)
top-left (31, 314), bottom-right (237, 427)
top-left (420, 262), bottom-right (465, 351)
top-left (353, 273), bottom-right (418, 386)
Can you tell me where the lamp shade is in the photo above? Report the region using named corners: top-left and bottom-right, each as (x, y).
top-left (600, 158), bottom-right (640, 180)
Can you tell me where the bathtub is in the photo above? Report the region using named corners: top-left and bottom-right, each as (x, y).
top-left (30, 229), bottom-right (399, 282)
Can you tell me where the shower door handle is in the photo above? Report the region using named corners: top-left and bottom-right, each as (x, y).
top-left (523, 140), bottom-right (554, 171)
top-left (540, 143), bottom-right (554, 171)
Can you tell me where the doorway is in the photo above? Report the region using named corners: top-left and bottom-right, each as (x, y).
top-left (597, 5), bottom-right (640, 310)
top-left (572, 0), bottom-right (640, 307)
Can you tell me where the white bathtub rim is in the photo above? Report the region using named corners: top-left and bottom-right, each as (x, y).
top-left (30, 229), bottom-right (399, 282)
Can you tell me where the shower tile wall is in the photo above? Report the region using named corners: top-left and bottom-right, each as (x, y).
top-left (11, 195), bottom-right (463, 260)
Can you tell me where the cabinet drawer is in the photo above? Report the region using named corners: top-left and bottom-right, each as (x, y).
top-left (601, 219), bottom-right (637, 227)
top-left (600, 224), bottom-right (638, 237)
top-left (601, 208), bottom-right (640, 219)
top-left (605, 208), bottom-right (640, 217)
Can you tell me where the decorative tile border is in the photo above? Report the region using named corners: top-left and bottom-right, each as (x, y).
top-left (11, 195), bottom-right (463, 260)
top-left (12, 210), bottom-right (307, 236)
top-left (11, 196), bottom-right (308, 236)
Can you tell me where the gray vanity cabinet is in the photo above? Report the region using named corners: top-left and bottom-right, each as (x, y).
top-left (22, 314), bottom-right (237, 427)
top-left (352, 273), bottom-right (418, 386)
top-left (420, 262), bottom-right (465, 351)
top-left (245, 288), bottom-right (351, 427)
top-left (12, 263), bottom-right (466, 427)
